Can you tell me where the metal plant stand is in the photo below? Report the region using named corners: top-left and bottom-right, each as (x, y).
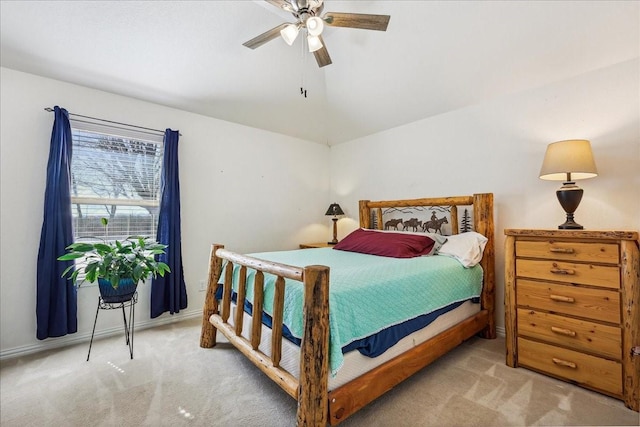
top-left (87, 292), bottom-right (138, 361)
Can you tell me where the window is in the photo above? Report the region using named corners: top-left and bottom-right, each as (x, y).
top-left (69, 121), bottom-right (164, 244)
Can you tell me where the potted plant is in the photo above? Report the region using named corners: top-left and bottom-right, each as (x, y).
top-left (58, 218), bottom-right (171, 303)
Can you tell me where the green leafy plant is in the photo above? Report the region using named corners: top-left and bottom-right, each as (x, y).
top-left (58, 218), bottom-right (170, 289)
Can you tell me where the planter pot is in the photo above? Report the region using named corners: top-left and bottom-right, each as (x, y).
top-left (98, 278), bottom-right (137, 303)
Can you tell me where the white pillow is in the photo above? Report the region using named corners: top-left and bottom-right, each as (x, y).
top-left (438, 231), bottom-right (488, 268)
top-left (366, 228), bottom-right (448, 255)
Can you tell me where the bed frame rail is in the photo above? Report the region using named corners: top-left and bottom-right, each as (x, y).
top-left (200, 245), bottom-right (330, 426)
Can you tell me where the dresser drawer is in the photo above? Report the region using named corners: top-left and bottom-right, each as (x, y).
top-left (515, 241), bottom-right (619, 264)
top-left (517, 308), bottom-right (621, 359)
top-left (518, 337), bottom-right (622, 396)
top-left (516, 259), bottom-right (620, 289)
top-left (516, 279), bottom-right (620, 324)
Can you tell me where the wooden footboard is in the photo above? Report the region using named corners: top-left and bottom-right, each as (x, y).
top-left (200, 245), bottom-right (331, 426)
top-left (200, 193), bottom-right (495, 426)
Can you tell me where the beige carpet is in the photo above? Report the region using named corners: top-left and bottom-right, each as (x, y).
top-left (1, 317), bottom-right (638, 426)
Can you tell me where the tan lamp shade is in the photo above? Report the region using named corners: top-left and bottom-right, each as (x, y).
top-left (539, 139), bottom-right (598, 181)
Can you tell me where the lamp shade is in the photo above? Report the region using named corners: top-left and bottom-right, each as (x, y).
top-left (325, 203), bottom-right (344, 216)
top-left (539, 139), bottom-right (598, 181)
top-left (306, 16), bottom-right (324, 37)
top-left (280, 23), bottom-right (300, 46)
top-left (307, 34), bottom-right (323, 52)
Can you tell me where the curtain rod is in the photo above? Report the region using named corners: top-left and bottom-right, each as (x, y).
top-left (44, 107), bottom-right (181, 136)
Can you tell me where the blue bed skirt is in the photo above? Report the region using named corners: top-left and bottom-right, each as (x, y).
top-left (216, 287), bottom-right (477, 358)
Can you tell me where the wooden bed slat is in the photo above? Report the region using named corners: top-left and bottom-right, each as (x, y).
top-left (271, 276), bottom-right (285, 367)
top-left (221, 261), bottom-right (234, 323)
top-left (235, 266), bottom-right (247, 336)
top-left (251, 272), bottom-right (264, 351)
top-left (450, 205), bottom-right (459, 234)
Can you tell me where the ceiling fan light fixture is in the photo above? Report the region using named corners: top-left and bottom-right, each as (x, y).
top-left (307, 34), bottom-right (323, 52)
top-left (306, 16), bottom-right (324, 36)
top-left (280, 24), bottom-right (299, 46)
top-left (243, 1), bottom-right (390, 68)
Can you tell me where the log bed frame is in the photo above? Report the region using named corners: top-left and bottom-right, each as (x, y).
top-left (200, 193), bottom-right (495, 426)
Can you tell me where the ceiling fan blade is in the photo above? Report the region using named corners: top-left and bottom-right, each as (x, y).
top-left (313, 36), bottom-right (332, 67)
top-left (243, 23), bottom-right (289, 49)
top-left (323, 12), bottom-right (390, 31)
top-left (264, 0), bottom-right (295, 13)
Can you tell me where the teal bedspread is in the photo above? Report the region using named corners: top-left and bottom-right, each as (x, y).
top-left (224, 248), bottom-right (483, 376)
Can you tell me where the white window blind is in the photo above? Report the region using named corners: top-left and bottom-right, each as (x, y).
top-left (69, 120), bottom-right (164, 242)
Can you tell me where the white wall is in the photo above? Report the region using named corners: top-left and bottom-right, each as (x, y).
top-left (2, 58), bottom-right (638, 356)
top-left (0, 67), bottom-right (330, 358)
top-left (329, 59), bottom-right (640, 334)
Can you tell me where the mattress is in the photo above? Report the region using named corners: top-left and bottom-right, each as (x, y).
top-left (223, 248), bottom-right (483, 374)
top-left (227, 299), bottom-right (480, 391)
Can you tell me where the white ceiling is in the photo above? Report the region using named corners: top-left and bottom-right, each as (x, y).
top-left (1, 1), bottom-right (638, 145)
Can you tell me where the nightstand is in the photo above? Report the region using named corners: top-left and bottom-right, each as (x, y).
top-left (299, 242), bottom-right (335, 249)
top-left (504, 229), bottom-right (639, 411)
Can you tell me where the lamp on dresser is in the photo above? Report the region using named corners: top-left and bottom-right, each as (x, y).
top-left (539, 139), bottom-right (598, 229)
top-left (325, 203), bottom-right (344, 245)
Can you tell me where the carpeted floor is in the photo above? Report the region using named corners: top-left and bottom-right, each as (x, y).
top-left (1, 317), bottom-right (638, 426)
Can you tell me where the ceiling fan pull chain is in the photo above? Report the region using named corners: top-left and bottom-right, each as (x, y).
top-left (300, 35), bottom-right (308, 98)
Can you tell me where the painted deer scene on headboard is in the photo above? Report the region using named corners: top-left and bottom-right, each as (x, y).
top-left (374, 205), bottom-right (474, 236)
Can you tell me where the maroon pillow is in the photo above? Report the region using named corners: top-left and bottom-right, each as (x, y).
top-left (333, 228), bottom-right (435, 258)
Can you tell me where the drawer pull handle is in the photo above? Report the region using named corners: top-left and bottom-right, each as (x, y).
top-left (549, 294), bottom-right (575, 303)
top-left (551, 326), bottom-right (576, 337)
top-left (552, 358), bottom-right (577, 369)
top-left (550, 268), bottom-right (575, 275)
top-left (549, 247), bottom-right (575, 254)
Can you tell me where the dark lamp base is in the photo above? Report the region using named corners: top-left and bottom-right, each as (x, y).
top-left (556, 183), bottom-right (584, 230)
top-left (327, 241), bottom-right (338, 245)
top-left (558, 219), bottom-right (584, 230)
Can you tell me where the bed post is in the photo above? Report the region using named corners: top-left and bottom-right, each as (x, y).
top-left (200, 244), bottom-right (224, 348)
top-left (473, 193), bottom-right (496, 339)
top-left (359, 200), bottom-right (371, 229)
top-left (297, 265), bottom-right (330, 427)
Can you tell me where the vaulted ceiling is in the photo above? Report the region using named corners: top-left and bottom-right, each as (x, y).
top-left (1, 1), bottom-right (638, 145)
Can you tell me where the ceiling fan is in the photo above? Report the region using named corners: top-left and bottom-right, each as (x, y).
top-left (243, 0), bottom-right (390, 67)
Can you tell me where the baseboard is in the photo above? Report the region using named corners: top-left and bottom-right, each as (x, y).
top-left (0, 308), bottom-right (202, 360)
top-left (496, 325), bottom-right (505, 337)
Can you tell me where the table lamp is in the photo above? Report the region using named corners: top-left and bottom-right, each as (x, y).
top-left (325, 203), bottom-right (344, 244)
top-left (539, 139), bottom-right (598, 229)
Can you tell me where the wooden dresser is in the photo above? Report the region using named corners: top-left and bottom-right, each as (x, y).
top-left (504, 229), bottom-right (639, 411)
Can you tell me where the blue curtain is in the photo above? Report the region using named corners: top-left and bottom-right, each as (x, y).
top-left (151, 129), bottom-right (187, 318)
top-left (36, 106), bottom-right (77, 340)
